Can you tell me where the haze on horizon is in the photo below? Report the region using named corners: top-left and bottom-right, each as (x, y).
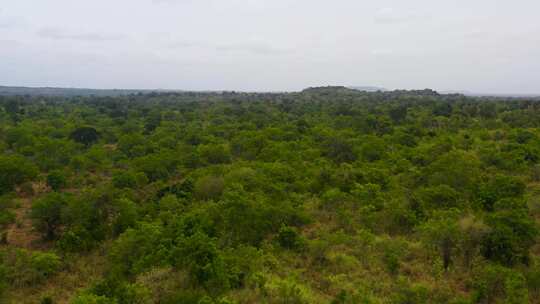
top-left (1, 0), bottom-right (539, 94)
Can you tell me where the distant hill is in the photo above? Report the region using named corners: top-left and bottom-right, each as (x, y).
top-left (0, 85), bottom-right (177, 97)
top-left (348, 86), bottom-right (387, 92)
top-left (301, 86), bottom-right (356, 94)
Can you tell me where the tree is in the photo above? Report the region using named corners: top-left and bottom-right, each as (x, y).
top-left (46, 170), bottom-right (67, 191)
top-left (171, 232), bottom-right (229, 293)
top-left (481, 207), bottom-right (537, 266)
top-left (458, 214), bottom-right (490, 269)
top-left (0, 155), bottom-right (38, 195)
top-left (109, 223), bottom-right (164, 276)
top-left (194, 176), bottom-right (224, 201)
top-left (30, 192), bottom-right (69, 240)
top-left (418, 210), bottom-right (460, 270)
top-left (476, 175), bottom-right (526, 211)
top-left (70, 127), bottom-right (100, 147)
top-left (112, 199), bottom-right (138, 236)
top-left (198, 144), bottom-right (232, 165)
top-left (322, 137), bottom-right (357, 164)
top-left (277, 226), bottom-right (304, 250)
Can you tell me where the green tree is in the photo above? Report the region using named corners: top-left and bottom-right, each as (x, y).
top-left (418, 210), bottom-right (460, 270)
top-left (171, 232), bottom-right (229, 293)
top-left (0, 155), bottom-right (38, 194)
top-left (481, 206), bottom-right (537, 266)
top-left (30, 192), bottom-right (69, 240)
top-left (70, 127), bottom-right (100, 147)
top-left (46, 170), bottom-right (67, 191)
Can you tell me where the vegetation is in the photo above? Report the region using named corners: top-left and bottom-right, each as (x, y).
top-left (1, 87), bottom-right (540, 303)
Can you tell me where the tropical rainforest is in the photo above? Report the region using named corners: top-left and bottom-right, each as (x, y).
top-left (1, 87), bottom-right (540, 303)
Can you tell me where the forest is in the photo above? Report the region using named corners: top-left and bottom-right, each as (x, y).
top-left (1, 87), bottom-right (540, 303)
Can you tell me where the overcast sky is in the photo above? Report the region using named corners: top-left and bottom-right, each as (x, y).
top-left (1, 0), bottom-right (539, 93)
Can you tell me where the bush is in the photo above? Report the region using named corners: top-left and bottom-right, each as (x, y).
top-left (476, 175), bottom-right (526, 211)
top-left (194, 176), bottom-right (224, 201)
top-left (274, 279), bottom-right (310, 304)
top-left (71, 293), bottom-right (117, 304)
top-left (70, 127), bottom-right (100, 147)
top-left (171, 232), bottom-right (229, 293)
top-left (112, 171), bottom-right (148, 189)
top-left (277, 226), bottom-right (304, 250)
top-left (481, 208), bottom-right (537, 266)
top-left (392, 280), bottom-right (429, 304)
top-left (31, 192), bottom-right (70, 240)
top-left (109, 223), bottom-right (165, 276)
top-left (198, 144), bottom-right (232, 165)
top-left (0, 155), bottom-right (38, 195)
top-left (472, 264), bottom-right (528, 304)
top-left (112, 198), bottom-right (138, 236)
top-left (3, 249), bottom-right (62, 286)
top-left (47, 170), bottom-right (67, 191)
top-left (0, 209), bottom-right (15, 228)
top-left (57, 227), bottom-right (95, 253)
top-left (30, 251), bottom-right (62, 280)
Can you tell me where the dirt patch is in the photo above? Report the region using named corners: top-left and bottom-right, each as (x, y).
top-left (4, 198), bottom-right (45, 250)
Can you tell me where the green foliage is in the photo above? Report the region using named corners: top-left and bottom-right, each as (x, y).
top-left (30, 192), bottom-right (70, 240)
top-left (392, 279), bottom-right (429, 304)
top-left (70, 127), bottom-right (100, 147)
top-left (110, 223), bottom-right (165, 276)
top-left (112, 170), bottom-right (148, 189)
top-left (322, 136), bottom-right (357, 164)
top-left (3, 90), bottom-right (540, 303)
top-left (481, 207), bottom-right (537, 266)
top-left (46, 170), bottom-right (67, 191)
top-left (1, 249), bottom-right (61, 286)
top-left (418, 210), bottom-right (461, 269)
top-left (476, 175), bottom-right (526, 211)
top-left (0, 154), bottom-right (38, 194)
top-left (71, 293), bottom-right (117, 304)
top-left (112, 198), bottom-right (138, 236)
top-left (172, 232), bottom-right (230, 293)
top-left (472, 264), bottom-right (528, 303)
top-left (194, 176), bottom-right (224, 201)
top-left (198, 144), bottom-right (232, 165)
top-left (277, 226), bottom-right (304, 250)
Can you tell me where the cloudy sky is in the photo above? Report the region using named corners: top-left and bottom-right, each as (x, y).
top-left (1, 0), bottom-right (539, 93)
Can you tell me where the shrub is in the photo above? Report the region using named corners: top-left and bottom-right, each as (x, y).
top-left (171, 232), bottom-right (229, 293)
top-left (31, 192), bottom-right (70, 240)
top-left (30, 251), bottom-right (62, 280)
top-left (476, 175), bottom-right (526, 211)
top-left (109, 223), bottom-right (165, 276)
top-left (0, 155), bottom-right (38, 195)
top-left (481, 208), bottom-right (537, 266)
top-left (71, 293), bottom-right (117, 304)
top-left (69, 127), bottom-right (100, 147)
top-left (198, 144), bottom-right (232, 165)
top-left (112, 171), bottom-right (147, 189)
top-left (112, 198), bottom-right (138, 236)
top-left (57, 227), bottom-right (95, 253)
top-left (3, 249), bottom-right (62, 286)
top-left (277, 226), bottom-right (304, 250)
top-left (392, 280), bottom-right (429, 304)
top-left (47, 170), bottom-right (67, 191)
top-left (472, 264), bottom-right (528, 304)
top-left (194, 176), bottom-right (224, 201)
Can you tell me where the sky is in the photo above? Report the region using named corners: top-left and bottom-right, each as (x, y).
top-left (0, 0), bottom-right (539, 93)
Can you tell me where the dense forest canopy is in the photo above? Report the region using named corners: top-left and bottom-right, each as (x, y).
top-left (1, 88), bottom-right (540, 303)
